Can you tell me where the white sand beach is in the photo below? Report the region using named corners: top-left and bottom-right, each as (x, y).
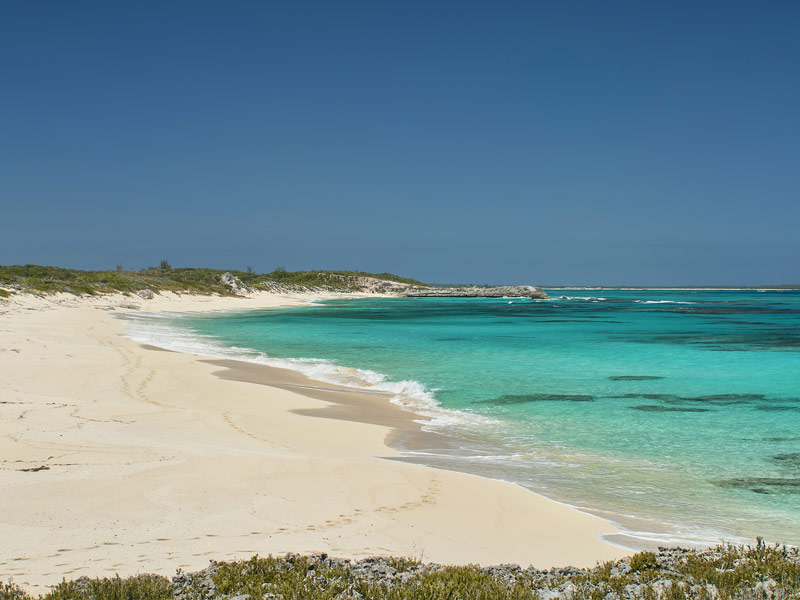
top-left (0, 291), bottom-right (627, 592)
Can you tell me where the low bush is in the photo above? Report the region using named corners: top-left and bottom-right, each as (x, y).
top-left (3, 543), bottom-right (799, 600)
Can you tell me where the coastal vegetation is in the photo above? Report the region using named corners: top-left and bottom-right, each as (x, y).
top-left (2, 543), bottom-right (798, 600)
top-left (0, 265), bottom-right (548, 299)
top-left (0, 265), bottom-right (425, 297)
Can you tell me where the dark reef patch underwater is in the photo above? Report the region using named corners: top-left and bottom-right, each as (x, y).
top-left (715, 478), bottom-right (800, 495)
top-left (773, 453), bottom-right (800, 469)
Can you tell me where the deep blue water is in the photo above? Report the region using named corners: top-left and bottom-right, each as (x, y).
top-left (129, 289), bottom-right (800, 548)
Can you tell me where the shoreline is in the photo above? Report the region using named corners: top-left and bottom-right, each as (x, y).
top-left (125, 295), bottom-right (751, 552)
top-left (0, 291), bottom-right (626, 592)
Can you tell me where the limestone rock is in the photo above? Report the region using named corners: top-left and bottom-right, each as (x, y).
top-left (220, 272), bottom-right (253, 296)
top-left (405, 285), bottom-right (548, 299)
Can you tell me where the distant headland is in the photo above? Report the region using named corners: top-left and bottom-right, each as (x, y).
top-left (0, 264), bottom-right (548, 300)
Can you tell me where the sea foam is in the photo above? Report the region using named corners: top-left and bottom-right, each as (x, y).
top-left (122, 311), bottom-right (495, 432)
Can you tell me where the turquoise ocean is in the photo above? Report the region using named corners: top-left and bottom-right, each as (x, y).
top-left (126, 290), bottom-right (800, 549)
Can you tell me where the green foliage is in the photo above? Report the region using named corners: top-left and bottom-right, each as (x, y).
top-left (0, 582), bottom-right (33, 600)
top-left (189, 556), bottom-right (540, 600)
top-left (42, 575), bottom-right (172, 600)
top-left (394, 567), bottom-right (537, 600)
top-left (0, 265), bottom-right (425, 297)
top-left (0, 289), bottom-right (9, 298)
top-left (630, 550), bottom-right (659, 572)
top-left (2, 543), bottom-right (800, 600)
top-left (382, 556), bottom-right (422, 571)
top-left (678, 541), bottom-right (800, 595)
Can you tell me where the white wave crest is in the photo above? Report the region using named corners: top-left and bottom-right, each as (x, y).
top-left (634, 300), bottom-right (697, 304)
top-left (122, 311), bottom-right (495, 432)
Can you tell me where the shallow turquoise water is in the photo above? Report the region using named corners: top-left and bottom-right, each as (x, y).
top-left (130, 290), bottom-right (800, 547)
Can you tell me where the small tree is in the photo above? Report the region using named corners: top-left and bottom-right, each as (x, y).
top-left (246, 265), bottom-right (254, 274)
top-left (115, 264), bottom-right (123, 271)
top-left (160, 260), bottom-right (172, 270)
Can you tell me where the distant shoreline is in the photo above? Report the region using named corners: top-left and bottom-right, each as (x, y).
top-left (543, 286), bottom-right (799, 291)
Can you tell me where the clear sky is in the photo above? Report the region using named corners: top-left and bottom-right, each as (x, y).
top-left (1, 1), bottom-right (798, 285)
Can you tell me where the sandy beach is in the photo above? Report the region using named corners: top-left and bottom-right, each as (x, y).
top-left (0, 291), bottom-right (626, 592)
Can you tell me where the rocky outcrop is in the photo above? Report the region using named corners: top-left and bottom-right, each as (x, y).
top-left (325, 275), bottom-right (417, 294)
top-left (220, 272), bottom-right (254, 296)
top-left (404, 285), bottom-right (548, 299)
top-left (258, 281), bottom-right (349, 295)
top-left (322, 277), bottom-right (548, 299)
top-left (219, 272), bottom-right (548, 299)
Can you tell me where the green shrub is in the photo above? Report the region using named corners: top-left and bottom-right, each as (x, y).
top-left (0, 582), bottom-right (33, 600)
top-left (2, 543), bottom-right (800, 600)
top-left (42, 575), bottom-right (172, 600)
top-left (630, 551), bottom-right (659, 572)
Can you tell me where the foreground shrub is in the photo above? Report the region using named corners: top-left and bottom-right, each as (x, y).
top-left (0, 582), bottom-right (33, 600)
top-left (2, 543), bottom-right (799, 600)
top-left (42, 575), bottom-right (172, 600)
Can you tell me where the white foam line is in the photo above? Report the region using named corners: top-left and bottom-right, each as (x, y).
top-left (555, 296), bottom-right (609, 301)
top-left (608, 527), bottom-right (751, 548)
top-left (634, 300), bottom-right (698, 304)
top-left (123, 311), bottom-right (497, 432)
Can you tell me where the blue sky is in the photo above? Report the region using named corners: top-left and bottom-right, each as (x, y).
top-left (1, 1), bottom-right (798, 285)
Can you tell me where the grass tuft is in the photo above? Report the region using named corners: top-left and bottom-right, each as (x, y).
top-left (630, 550), bottom-right (659, 572)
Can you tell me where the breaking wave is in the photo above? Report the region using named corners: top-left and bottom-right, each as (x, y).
top-left (122, 311), bottom-right (495, 432)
